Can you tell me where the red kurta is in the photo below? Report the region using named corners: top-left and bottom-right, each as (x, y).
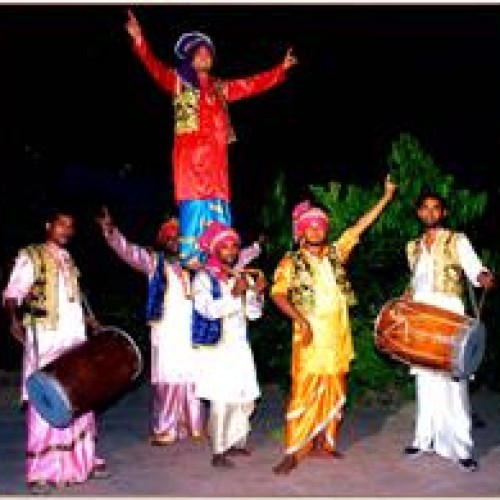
top-left (133, 39), bottom-right (287, 203)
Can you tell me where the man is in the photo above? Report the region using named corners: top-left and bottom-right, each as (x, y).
top-left (125, 9), bottom-right (297, 268)
top-left (96, 207), bottom-right (204, 445)
top-left (271, 176), bottom-right (397, 474)
top-left (403, 191), bottom-right (495, 471)
top-left (192, 221), bottom-right (266, 468)
top-left (3, 207), bottom-right (109, 494)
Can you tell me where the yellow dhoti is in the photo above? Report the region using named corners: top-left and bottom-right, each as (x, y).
top-left (285, 373), bottom-right (346, 458)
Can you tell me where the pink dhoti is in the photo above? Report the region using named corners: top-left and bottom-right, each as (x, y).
top-left (26, 404), bottom-right (104, 486)
top-left (151, 383), bottom-right (205, 442)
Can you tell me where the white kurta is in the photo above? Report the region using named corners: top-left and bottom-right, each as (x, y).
top-left (192, 271), bottom-right (262, 404)
top-left (3, 245), bottom-right (87, 401)
top-left (410, 230), bottom-right (487, 461)
top-left (104, 228), bottom-right (196, 384)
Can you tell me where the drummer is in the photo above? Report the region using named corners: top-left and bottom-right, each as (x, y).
top-left (402, 191), bottom-right (495, 471)
top-left (3, 205), bottom-right (110, 494)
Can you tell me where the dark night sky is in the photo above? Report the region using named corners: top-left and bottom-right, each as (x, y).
top-left (0, 4), bottom-right (499, 245)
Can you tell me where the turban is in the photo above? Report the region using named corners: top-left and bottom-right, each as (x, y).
top-left (292, 200), bottom-right (329, 242)
top-left (198, 221), bottom-right (240, 256)
top-left (174, 31), bottom-right (215, 89)
top-left (156, 217), bottom-right (179, 245)
top-left (174, 31), bottom-right (215, 60)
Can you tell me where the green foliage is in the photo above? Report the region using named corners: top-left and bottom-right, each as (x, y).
top-left (255, 132), bottom-right (492, 405)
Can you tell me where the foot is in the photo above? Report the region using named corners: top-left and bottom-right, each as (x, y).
top-left (226, 446), bottom-right (252, 457)
top-left (89, 464), bottom-right (111, 480)
top-left (309, 447), bottom-right (336, 459)
top-left (211, 454), bottom-right (234, 468)
top-left (403, 446), bottom-right (424, 458)
top-left (458, 458), bottom-right (478, 472)
top-left (273, 455), bottom-right (298, 475)
top-left (149, 433), bottom-right (176, 446)
top-left (28, 482), bottom-right (53, 495)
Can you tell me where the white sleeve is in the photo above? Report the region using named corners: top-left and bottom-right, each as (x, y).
top-left (244, 288), bottom-right (264, 321)
top-left (457, 235), bottom-right (488, 287)
top-left (2, 251), bottom-right (35, 305)
top-left (192, 272), bottom-right (242, 320)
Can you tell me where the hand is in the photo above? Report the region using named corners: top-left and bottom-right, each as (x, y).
top-left (282, 47), bottom-right (298, 71)
top-left (96, 206), bottom-right (114, 235)
top-left (400, 289), bottom-right (413, 301)
top-left (477, 270), bottom-right (495, 290)
top-left (85, 316), bottom-right (103, 337)
top-left (298, 317), bottom-right (313, 347)
top-left (384, 174), bottom-right (397, 199)
top-left (254, 273), bottom-right (267, 295)
top-left (10, 319), bottom-right (25, 345)
top-left (125, 9), bottom-right (143, 42)
top-left (231, 276), bottom-right (248, 297)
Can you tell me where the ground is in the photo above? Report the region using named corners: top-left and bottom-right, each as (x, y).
top-left (0, 371), bottom-right (499, 496)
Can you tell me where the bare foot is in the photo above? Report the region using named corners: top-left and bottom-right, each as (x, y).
top-left (273, 455), bottom-right (297, 475)
top-left (309, 447), bottom-right (344, 459)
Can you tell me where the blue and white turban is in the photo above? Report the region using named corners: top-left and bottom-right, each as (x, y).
top-left (174, 31), bottom-right (215, 89)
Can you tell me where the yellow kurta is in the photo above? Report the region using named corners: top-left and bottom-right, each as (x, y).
top-left (271, 226), bottom-right (360, 457)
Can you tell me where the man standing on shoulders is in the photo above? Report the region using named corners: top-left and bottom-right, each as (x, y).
top-left (125, 9), bottom-right (297, 268)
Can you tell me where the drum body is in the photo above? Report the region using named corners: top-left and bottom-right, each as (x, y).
top-left (26, 326), bottom-right (142, 428)
top-left (374, 299), bottom-right (485, 379)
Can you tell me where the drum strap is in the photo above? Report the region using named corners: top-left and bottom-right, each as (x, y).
top-left (465, 278), bottom-right (487, 320)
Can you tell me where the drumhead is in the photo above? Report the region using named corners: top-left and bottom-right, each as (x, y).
top-left (453, 319), bottom-right (486, 379)
top-left (26, 371), bottom-right (73, 428)
top-left (98, 326), bottom-right (143, 380)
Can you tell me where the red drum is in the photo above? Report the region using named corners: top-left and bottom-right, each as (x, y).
top-left (374, 298), bottom-right (485, 379)
top-left (26, 326), bottom-right (142, 428)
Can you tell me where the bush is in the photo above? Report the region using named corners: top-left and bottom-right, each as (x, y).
top-left (255, 132), bottom-right (494, 405)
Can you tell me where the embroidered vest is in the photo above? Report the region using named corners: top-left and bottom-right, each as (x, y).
top-left (406, 229), bottom-right (465, 297)
top-left (22, 244), bottom-right (80, 330)
top-left (287, 245), bottom-right (357, 312)
top-left (192, 272), bottom-right (222, 346)
top-left (173, 77), bottom-right (236, 143)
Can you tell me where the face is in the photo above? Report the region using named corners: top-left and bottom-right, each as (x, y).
top-left (191, 44), bottom-right (213, 73)
top-left (161, 234), bottom-right (179, 256)
top-left (215, 239), bottom-right (240, 267)
top-left (302, 222), bottom-right (328, 247)
top-left (46, 214), bottom-right (75, 247)
top-left (417, 197), bottom-right (446, 228)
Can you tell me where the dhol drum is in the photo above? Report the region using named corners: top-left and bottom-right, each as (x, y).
top-left (374, 298), bottom-right (486, 379)
top-left (26, 326), bottom-right (143, 428)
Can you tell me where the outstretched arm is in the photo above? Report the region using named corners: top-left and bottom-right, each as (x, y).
top-left (223, 47), bottom-right (297, 102)
top-left (352, 175), bottom-right (397, 237)
top-left (96, 206), bottom-right (154, 275)
top-left (126, 9), bottom-right (176, 94)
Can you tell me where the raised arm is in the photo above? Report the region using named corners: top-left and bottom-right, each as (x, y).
top-left (351, 175), bottom-right (397, 238)
top-left (222, 47), bottom-right (297, 102)
top-left (126, 9), bottom-right (177, 94)
top-left (96, 206), bottom-right (154, 276)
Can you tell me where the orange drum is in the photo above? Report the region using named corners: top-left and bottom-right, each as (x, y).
top-left (26, 326), bottom-right (143, 428)
top-left (374, 298), bottom-right (485, 379)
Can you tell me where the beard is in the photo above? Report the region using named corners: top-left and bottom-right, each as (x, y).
top-left (421, 219), bottom-right (443, 229)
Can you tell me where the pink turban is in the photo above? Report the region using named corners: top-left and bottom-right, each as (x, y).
top-left (292, 200), bottom-right (329, 242)
top-left (198, 221), bottom-right (240, 255)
